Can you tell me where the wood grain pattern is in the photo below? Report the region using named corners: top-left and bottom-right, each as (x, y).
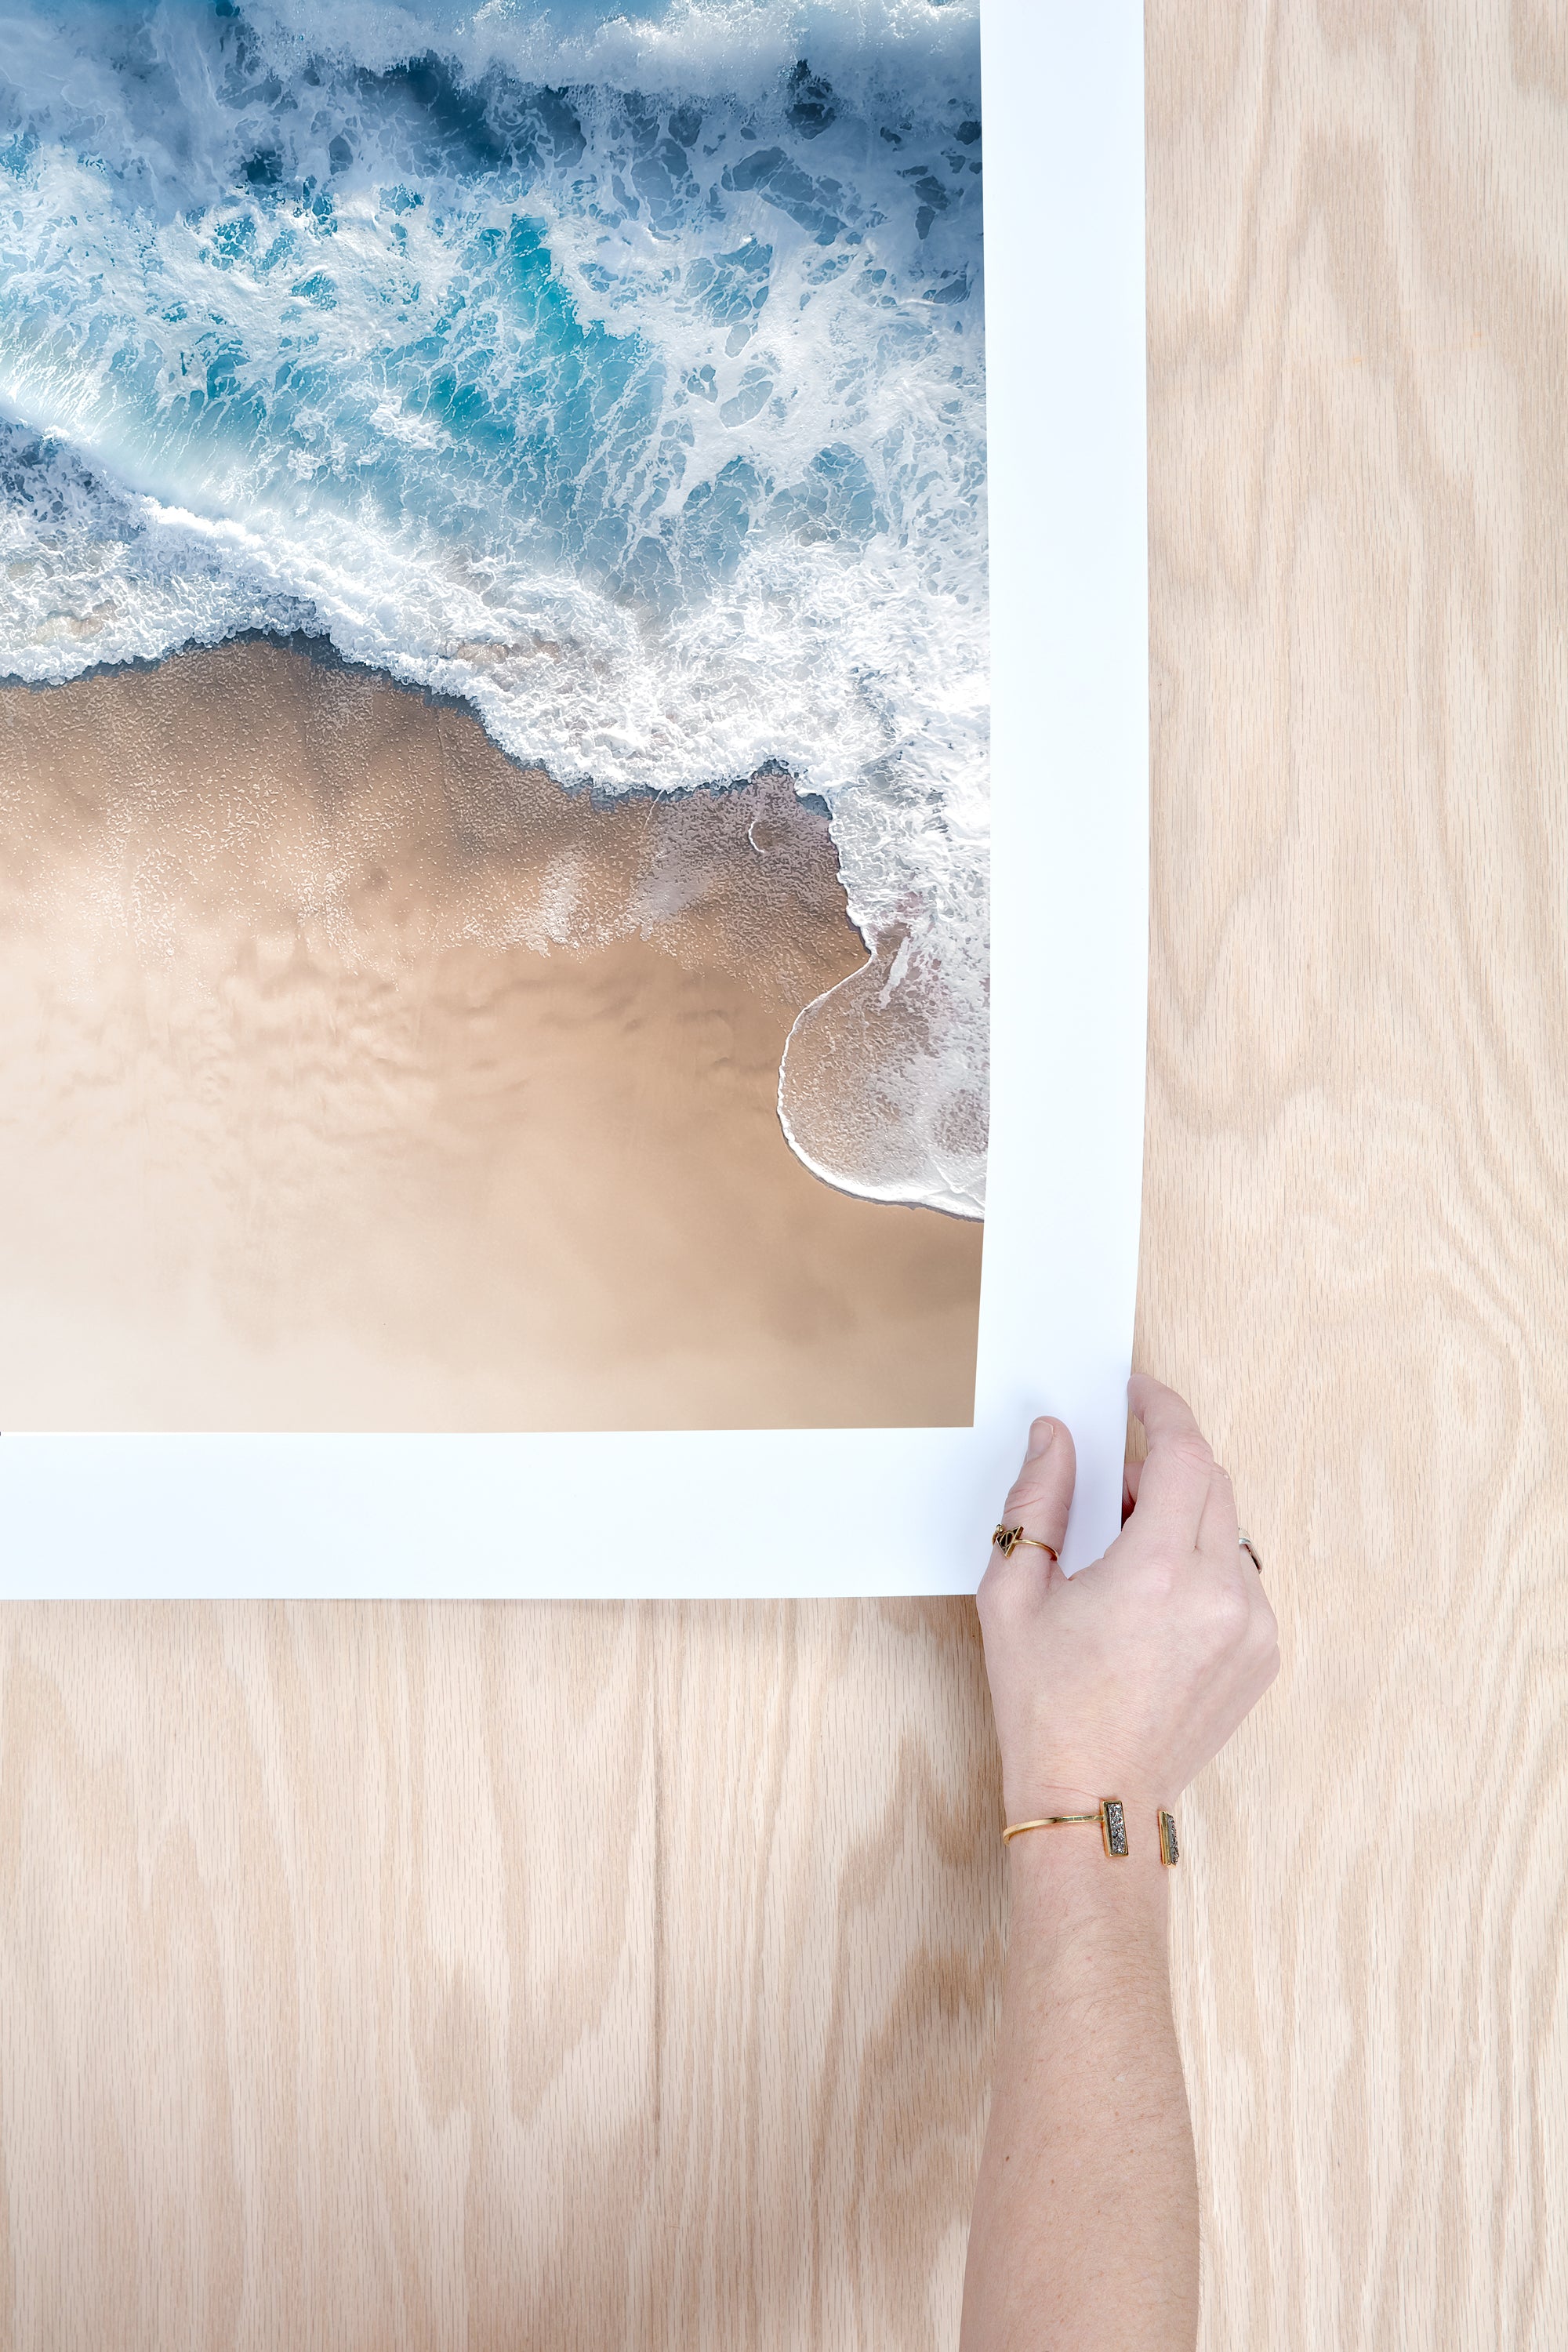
top-left (1144, 4), bottom-right (1568, 2343)
top-left (2, 3), bottom-right (1566, 2345)
top-left (0, 1601), bottom-right (1004, 2350)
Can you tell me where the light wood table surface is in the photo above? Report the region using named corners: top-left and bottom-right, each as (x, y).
top-left (2, 5), bottom-right (1565, 2345)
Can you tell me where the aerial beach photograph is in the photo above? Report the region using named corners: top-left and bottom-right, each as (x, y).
top-left (0, 0), bottom-right (989, 1431)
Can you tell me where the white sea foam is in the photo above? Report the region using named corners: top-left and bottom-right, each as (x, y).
top-left (244, 0), bottom-right (979, 110)
top-left (0, 0), bottom-right (987, 1215)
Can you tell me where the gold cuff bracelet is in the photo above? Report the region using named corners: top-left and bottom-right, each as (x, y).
top-left (1002, 1798), bottom-right (1129, 1857)
top-left (1001, 1802), bottom-right (1181, 1866)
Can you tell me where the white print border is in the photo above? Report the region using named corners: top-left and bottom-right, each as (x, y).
top-left (0, 2), bottom-right (1148, 1600)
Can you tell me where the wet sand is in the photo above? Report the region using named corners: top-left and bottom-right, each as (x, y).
top-left (0, 638), bottom-right (982, 1429)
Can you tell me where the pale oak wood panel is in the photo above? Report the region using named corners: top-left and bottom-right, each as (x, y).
top-left (1145, 3), bottom-right (1568, 2346)
top-left (0, 1601), bottom-right (1000, 2350)
top-left (3, 4), bottom-right (1566, 2347)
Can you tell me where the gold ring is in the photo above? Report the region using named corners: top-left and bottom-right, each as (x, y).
top-left (993, 1522), bottom-right (1059, 1564)
top-left (1237, 1529), bottom-right (1263, 1575)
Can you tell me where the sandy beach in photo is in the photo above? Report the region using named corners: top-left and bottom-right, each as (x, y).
top-left (0, 638), bottom-right (982, 1430)
top-left (0, 6), bottom-right (990, 1432)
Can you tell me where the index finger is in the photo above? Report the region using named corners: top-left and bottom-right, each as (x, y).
top-left (1126, 1374), bottom-right (1214, 1546)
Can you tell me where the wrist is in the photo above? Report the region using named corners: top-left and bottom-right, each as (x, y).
top-left (1004, 1821), bottom-right (1171, 1952)
top-left (1003, 1771), bottom-right (1172, 1818)
top-left (1000, 1788), bottom-right (1176, 1913)
top-left (1002, 1782), bottom-right (1175, 1851)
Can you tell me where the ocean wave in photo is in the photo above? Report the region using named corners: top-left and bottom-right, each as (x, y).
top-left (0, 0), bottom-right (988, 1215)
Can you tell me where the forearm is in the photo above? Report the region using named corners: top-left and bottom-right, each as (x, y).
top-left (960, 1835), bottom-right (1198, 2352)
top-left (967, 1381), bottom-right (1278, 2343)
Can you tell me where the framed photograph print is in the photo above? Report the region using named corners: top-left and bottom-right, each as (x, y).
top-left (0, 0), bottom-right (1147, 1596)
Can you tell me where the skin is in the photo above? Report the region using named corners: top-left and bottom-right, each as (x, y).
top-left (959, 1375), bottom-right (1281, 2352)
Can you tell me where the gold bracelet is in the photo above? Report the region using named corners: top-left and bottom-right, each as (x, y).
top-left (1001, 1801), bottom-right (1181, 1866)
top-left (1003, 1798), bottom-right (1129, 1858)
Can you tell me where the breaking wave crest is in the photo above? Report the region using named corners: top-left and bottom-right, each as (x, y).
top-left (0, 0), bottom-right (987, 1215)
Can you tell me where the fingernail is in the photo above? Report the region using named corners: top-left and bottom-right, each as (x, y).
top-left (1026, 1419), bottom-right (1056, 1459)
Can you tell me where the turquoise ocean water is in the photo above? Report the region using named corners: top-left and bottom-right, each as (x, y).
top-left (0, 0), bottom-right (986, 1213)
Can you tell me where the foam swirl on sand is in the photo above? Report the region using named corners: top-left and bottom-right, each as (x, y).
top-left (0, 0), bottom-right (987, 1215)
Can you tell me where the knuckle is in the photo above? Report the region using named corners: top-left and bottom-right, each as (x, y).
top-left (1189, 1571), bottom-right (1250, 1646)
top-left (1003, 1464), bottom-right (1063, 1519)
top-left (977, 1559), bottom-right (1028, 1628)
top-left (1208, 1579), bottom-right (1252, 1642)
top-left (1169, 1432), bottom-right (1214, 1474)
top-left (1130, 1550), bottom-right (1179, 1606)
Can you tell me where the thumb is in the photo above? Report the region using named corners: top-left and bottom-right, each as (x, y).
top-left (991, 1417), bottom-right (1076, 1578)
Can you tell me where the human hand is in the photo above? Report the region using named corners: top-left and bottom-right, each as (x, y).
top-left (977, 1375), bottom-right (1279, 1824)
